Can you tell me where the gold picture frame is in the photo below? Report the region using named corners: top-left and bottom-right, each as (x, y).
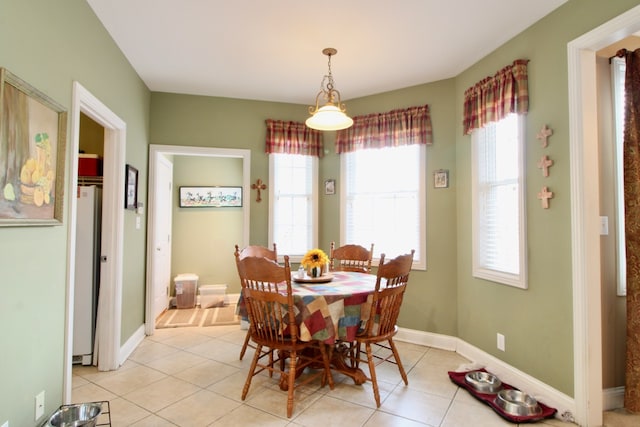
top-left (0, 68), bottom-right (67, 226)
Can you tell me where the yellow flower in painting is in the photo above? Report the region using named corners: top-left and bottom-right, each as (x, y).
top-left (301, 248), bottom-right (329, 269)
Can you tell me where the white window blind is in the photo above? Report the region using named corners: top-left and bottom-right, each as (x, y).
top-left (472, 113), bottom-right (527, 288)
top-left (342, 144), bottom-right (425, 267)
top-left (269, 153), bottom-right (318, 259)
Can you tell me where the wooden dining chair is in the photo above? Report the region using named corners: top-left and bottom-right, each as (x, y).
top-left (235, 253), bottom-right (334, 418)
top-left (235, 243), bottom-right (277, 360)
top-left (236, 243), bottom-right (278, 261)
top-left (329, 242), bottom-right (374, 273)
top-left (347, 249), bottom-right (414, 407)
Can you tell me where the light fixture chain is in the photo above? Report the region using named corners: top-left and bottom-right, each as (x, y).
top-left (325, 53), bottom-right (335, 92)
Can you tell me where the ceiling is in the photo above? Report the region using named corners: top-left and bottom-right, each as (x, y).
top-left (87, 0), bottom-right (568, 105)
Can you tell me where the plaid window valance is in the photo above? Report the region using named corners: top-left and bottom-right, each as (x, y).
top-left (265, 119), bottom-right (323, 157)
top-left (335, 105), bottom-right (433, 154)
top-left (463, 59), bottom-right (530, 135)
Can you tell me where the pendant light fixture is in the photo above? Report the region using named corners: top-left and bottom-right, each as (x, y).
top-left (305, 48), bottom-right (353, 131)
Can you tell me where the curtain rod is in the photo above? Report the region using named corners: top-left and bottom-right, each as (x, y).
top-left (609, 48), bottom-right (630, 63)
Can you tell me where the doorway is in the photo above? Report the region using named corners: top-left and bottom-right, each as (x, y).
top-left (569, 4), bottom-right (640, 426)
top-left (63, 82), bottom-right (126, 403)
top-left (72, 112), bottom-right (104, 366)
top-left (145, 145), bottom-right (251, 336)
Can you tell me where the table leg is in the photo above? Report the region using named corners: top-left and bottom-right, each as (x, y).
top-left (328, 342), bottom-right (367, 385)
top-left (277, 343), bottom-right (368, 390)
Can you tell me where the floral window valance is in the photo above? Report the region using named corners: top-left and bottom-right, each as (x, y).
top-left (335, 104), bottom-right (432, 154)
top-left (463, 59), bottom-right (530, 135)
top-left (265, 119), bottom-right (324, 157)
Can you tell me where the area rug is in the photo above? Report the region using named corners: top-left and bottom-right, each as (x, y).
top-left (156, 303), bottom-right (239, 329)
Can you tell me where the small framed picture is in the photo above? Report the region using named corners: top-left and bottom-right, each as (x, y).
top-left (324, 179), bottom-right (336, 195)
top-left (125, 164), bottom-right (138, 210)
top-left (434, 169), bottom-right (449, 189)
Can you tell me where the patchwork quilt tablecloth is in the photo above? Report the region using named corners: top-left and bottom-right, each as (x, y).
top-left (237, 271), bottom-right (377, 344)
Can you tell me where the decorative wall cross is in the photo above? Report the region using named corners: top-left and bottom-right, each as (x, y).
top-left (251, 179), bottom-right (266, 202)
top-left (536, 124), bottom-right (553, 148)
top-left (537, 186), bottom-right (554, 209)
top-left (537, 155), bottom-right (554, 177)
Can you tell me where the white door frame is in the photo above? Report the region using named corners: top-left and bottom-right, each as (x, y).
top-left (63, 82), bottom-right (126, 402)
top-left (145, 144), bottom-right (251, 335)
top-left (568, 5), bottom-right (640, 426)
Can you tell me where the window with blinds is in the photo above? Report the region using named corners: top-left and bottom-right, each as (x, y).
top-left (341, 144), bottom-right (425, 269)
top-left (472, 113), bottom-right (527, 288)
top-left (269, 153), bottom-right (318, 259)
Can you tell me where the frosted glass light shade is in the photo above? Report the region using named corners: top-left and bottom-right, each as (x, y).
top-left (306, 104), bottom-right (353, 131)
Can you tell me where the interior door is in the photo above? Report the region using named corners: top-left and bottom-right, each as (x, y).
top-left (152, 154), bottom-right (173, 319)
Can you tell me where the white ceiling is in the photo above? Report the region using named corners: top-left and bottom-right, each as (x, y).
top-left (87, 0), bottom-right (568, 105)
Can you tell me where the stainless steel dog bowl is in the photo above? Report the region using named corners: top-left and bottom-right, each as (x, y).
top-left (464, 370), bottom-right (503, 394)
top-left (494, 389), bottom-right (542, 416)
top-left (45, 402), bottom-right (102, 427)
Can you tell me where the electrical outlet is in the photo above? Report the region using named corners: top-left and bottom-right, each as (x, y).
top-left (497, 333), bottom-right (506, 351)
top-left (35, 390), bottom-right (45, 420)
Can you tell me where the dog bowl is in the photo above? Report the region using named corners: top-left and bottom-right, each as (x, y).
top-left (494, 389), bottom-right (542, 416)
top-left (45, 402), bottom-right (102, 427)
top-left (464, 370), bottom-right (503, 394)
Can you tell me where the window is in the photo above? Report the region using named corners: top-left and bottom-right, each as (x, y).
top-left (472, 113), bottom-right (527, 288)
top-left (269, 153), bottom-right (318, 260)
top-left (612, 56), bottom-right (626, 296)
top-left (341, 144), bottom-right (425, 269)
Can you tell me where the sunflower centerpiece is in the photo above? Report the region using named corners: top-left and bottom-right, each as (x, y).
top-left (301, 248), bottom-right (329, 278)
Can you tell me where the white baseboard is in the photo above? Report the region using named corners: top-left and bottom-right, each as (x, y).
top-left (119, 324), bottom-right (146, 365)
top-left (396, 327), bottom-right (576, 422)
top-left (603, 386), bottom-right (624, 411)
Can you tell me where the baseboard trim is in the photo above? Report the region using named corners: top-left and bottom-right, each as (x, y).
top-left (396, 327), bottom-right (576, 421)
top-left (120, 324), bottom-right (145, 365)
top-left (604, 386), bottom-right (624, 411)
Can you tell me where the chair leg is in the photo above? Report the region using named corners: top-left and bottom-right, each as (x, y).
top-left (239, 329), bottom-right (252, 360)
top-left (318, 343), bottom-right (335, 389)
top-left (286, 350), bottom-right (297, 418)
top-left (346, 341), bottom-right (361, 369)
top-left (365, 343), bottom-right (382, 407)
top-left (268, 349), bottom-right (274, 378)
top-left (388, 338), bottom-right (408, 385)
top-left (242, 344), bottom-right (262, 401)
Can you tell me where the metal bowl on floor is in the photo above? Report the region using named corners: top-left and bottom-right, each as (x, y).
top-left (464, 370), bottom-right (503, 394)
top-left (494, 389), bottom-right (543, 416)
top-left (45, 402), bottom-right (102, 427)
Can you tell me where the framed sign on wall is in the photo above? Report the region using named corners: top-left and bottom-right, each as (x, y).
top-left (179, 186), bottom-right (242, 208)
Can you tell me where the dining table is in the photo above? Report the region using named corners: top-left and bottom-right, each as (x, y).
top-left (236, 270), bottom-right (378, 385)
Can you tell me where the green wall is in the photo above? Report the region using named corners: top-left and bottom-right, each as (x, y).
top-left (0, 1), bottom-right (150, 425)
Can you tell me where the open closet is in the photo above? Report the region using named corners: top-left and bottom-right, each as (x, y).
top-left (72, 112), bottom-right (105, 365)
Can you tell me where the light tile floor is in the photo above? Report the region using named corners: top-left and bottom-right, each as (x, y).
top-left (72, 325), bottom-right (576, 426)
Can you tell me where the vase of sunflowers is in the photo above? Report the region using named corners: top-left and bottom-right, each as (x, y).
top-left (301, 248), bottom-right (329, 278)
